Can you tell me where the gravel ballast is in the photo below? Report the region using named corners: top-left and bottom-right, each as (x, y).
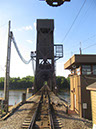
top-left (0, 95), bottom-right (40, 129)
top-left (0, 91), bottom-right (92, 129)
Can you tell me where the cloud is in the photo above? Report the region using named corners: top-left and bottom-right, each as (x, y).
top-left (26, 40), bottom-right (33, 44)
top-left (14, 25), bottom-right (33, 31)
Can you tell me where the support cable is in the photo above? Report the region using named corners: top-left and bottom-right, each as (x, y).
top-left (32, 58), bottom-right (35, 76)
top-left (12, 34), bottom-right (32, 64)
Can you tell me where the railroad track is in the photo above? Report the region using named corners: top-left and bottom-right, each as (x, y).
top-left (21, 86), bottom-right (63, 129)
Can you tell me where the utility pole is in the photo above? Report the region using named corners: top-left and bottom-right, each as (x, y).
top-left (4, 21), bottom-right (12, 113)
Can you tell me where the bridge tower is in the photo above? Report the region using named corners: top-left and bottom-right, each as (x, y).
top-left (31, 19), bottom-right (63, 92)
top-left (34, 19), bottom-right (55, 91)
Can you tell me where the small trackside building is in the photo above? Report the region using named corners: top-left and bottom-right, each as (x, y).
top-left (64, 54), bottom-right (96, 120)
top-left (87, 83), bottom-right (96, 129)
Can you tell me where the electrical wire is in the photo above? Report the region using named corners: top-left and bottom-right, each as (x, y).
top-left (75, 0), bottom-right (94, 32)
top-left (93, 0), bottom-right (96, 6)
top-left (65, 41), bottom-right (96, 55)
top-left (64, 0), bottom-right (95, 55)
top-left (65, 33), bottom-right (96, 55)
top-left (12, 35), bottom-right (32, 64)
top-left (61, 0), bottom-right (87, 43)
top-left (71, 42), bottom-right (96, 54)
top-left (83, 34), bottom-right (96, 43)
top-left (82, 43), bottom-right (96, 50)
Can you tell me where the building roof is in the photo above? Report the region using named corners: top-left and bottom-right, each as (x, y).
top-left (64, 54), bottom-right (96, 69)
top-left (86, 82), bottom-right (96, 91)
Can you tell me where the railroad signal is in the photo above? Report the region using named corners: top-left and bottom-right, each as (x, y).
top-left (40, 0), bottom-right (71, 7)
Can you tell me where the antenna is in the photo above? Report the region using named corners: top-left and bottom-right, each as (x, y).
top-left (79, 42), bottom-right (82, 55)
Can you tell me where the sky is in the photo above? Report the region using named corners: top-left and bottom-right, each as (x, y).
top-left (0, 0), bottom-right (96, 78)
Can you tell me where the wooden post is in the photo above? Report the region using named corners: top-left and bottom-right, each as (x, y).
top-left (22, 93), bottom-right (26, 103)
top-left (4, 21), bottom-right (12, 113)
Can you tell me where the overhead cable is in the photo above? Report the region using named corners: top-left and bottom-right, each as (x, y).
top-left (65, 33), bottom-right (96, 54)
top-left (61, 0), bottom-right (87, 43)
top-left (12, 35), bottom-right (32, 64)
top-left (32, 59), bottom-right (35, 76)
top-left (82, 42), bottom-right (96, 50)
top-left (72, 42), bottom-right (96, 54)
top-left (83, 34), bottom-right (96, 43)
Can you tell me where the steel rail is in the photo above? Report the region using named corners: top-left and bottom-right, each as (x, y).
top-left (48, 93), bottom-right (55, 129)
top-left (28, 87), bottom-right (55, 129)
top-left (28, 93), bottom-right (43, 129)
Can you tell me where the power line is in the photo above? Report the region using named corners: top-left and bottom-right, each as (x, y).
top-left (93, 0), bottom-right (96, 6)
top-left (76, 0), bottom-right (94, 30)
top-left (61, 0), bottom-right (87, 43)
top-left (73, 42), bottom-right (96, 54)
top-left (83, 34), bottom-right (96, 43)
top-left (65, 33), bottom-right (96, 54)
top-left (82, 42), bottom-right (96, 50)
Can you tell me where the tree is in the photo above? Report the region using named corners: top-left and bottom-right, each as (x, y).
top-left (0, 76), bottom-right (70, 90)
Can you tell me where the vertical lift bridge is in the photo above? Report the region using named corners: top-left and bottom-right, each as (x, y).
top-left (31, 19), bottom-right (63, 91)
top-left (4, 19), bottom-right (63, 112)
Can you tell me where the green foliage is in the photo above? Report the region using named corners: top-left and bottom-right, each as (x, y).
top-left (44, 81), bottom-right (47, 85)
top-left (0, 76), bottom-right (70, 90)
top-left (0, 76), bottom-right (34, 90)
top-left (56, 76), bottom-right (70, 90)
top-left (0, 77), bottom-right (4, 89)
top-left (66, 76), bottom-right (70, 84)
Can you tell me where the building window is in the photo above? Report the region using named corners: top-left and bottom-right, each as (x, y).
top-left (93, 65), bottom-right (96, 75)
top-left (82, 65), bottom-right (91, 75)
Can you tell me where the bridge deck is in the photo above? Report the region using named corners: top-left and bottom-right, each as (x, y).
top-left (0, 88), bottom-right (92, 129)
